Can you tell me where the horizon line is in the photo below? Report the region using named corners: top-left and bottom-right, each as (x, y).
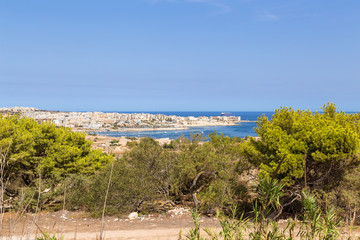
top-left (2, 106), bottom-right (360, 113)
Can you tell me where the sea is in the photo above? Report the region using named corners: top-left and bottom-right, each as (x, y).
top-left (94, 111), bottom-right (274, 140)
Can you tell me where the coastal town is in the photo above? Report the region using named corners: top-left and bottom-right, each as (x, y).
top-left (0, 107), bottom-right (242, 131)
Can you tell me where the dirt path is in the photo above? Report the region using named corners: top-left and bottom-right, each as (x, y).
top-left (3, 210), bottom-right (360, 239)
top-left (0, 210), bottom-right (220, 240)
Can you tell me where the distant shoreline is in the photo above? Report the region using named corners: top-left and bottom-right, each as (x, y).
top-left (80, 120), bottom-right (256, 133)
top-left (100, 127), bottom-right (189, 132)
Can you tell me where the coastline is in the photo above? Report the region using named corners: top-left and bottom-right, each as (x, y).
top-left (79, 120), bottom-right (256, 133)
top-left (102, 127), bottom-right (189, 132)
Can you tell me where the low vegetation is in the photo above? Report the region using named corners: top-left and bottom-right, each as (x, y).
top-left (1, 103), bottom-right (360, 239)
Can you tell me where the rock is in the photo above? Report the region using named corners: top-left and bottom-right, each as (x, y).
top-left (128, 212), bottom-right (138, 220)
top-left (168, 207), bottom-right (190, 216)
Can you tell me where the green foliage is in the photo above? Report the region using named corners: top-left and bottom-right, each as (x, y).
top-left (0, 115), bottom-right (113, 188)
top-left (4, 103), bottom-right (360, 232)
top-left (63, 174), bottom-right (93, 211)
top-left (300, 191), bottom-right (341, 240)
top-left (0, 115), bottom-right (113, 213)
top-left (256, 178), bottom-right (284, 220)
top-left (244, 103), bottom-right (360, 187)
top-left (248, 178), bottom-right (286, 240)
top-left (126, 136), bottom-right (137, 141)
top-left (182, 180), bottom-right (343, 240)
top-left (76, 133), bottom-right (252, 216)
top-left (170, 133), bottom-right (250, 214)
top-left (241, 103), bottom-right (360, 222)
top-left (185, 210), bottom-right (202, 240)
top-left (332, 165), bottom-right (360, 224)
top-left (163, 140), bottom-right (175, 149)
top-left (109, 140), bottom-right (119, 146)
top-left (35, 233), bottom-right (62, 240)
top-left (86, 137), bottom-right (174, 215)
top-left (1, 121), bottom-right (252, 215)
top-left (198, 178), bottom-right (234, 214)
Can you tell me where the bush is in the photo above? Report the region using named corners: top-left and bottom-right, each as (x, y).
top-left (242, 103), bottom-right (360, 217)
top-left (83, 138), bottom-right (174, 215)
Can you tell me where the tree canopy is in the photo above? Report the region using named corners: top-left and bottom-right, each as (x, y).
top-left (243, 103), bottom-right (360, 188)
top-left (0, 115), bottom-right (113, 187)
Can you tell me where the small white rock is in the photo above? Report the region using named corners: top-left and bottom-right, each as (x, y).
top-left (128, 212), bottom-right (138, 220)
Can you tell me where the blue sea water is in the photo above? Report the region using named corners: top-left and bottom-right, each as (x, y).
top-left (95, 111), bottom-right (274, 139)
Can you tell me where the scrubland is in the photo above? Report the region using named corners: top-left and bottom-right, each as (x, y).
top-left (1, 103), bottom-right (360, 239)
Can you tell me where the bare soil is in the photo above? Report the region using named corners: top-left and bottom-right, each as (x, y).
top-left (0, 210), bottom-right (220, 240)
top-left (85, 135), bottom-right (171, 155)
top-left (2, 210), bottom-right (360, 239)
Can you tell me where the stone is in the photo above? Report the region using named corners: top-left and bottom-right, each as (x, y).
top-left (128, 212), bottom-right (138, 220)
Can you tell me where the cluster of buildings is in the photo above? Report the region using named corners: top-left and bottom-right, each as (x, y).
top-left (0, 106), bottom-right (37, 113)
top-left (0, 107), bottom-right (241, 131)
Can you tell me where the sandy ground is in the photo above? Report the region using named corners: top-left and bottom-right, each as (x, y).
top-left (85, 135), bottom-right (171, 155)
top-left (2, 210), bottom-right (360, 240)
top-left (0, 210), bottom-right (220, 240)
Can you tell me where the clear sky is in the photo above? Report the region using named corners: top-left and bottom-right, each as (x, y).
top-left (1, 0), bottom-right (359, 111)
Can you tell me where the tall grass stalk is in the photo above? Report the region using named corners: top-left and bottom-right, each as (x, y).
top-left (62, 183), bottom-right (66, 212)
top-left (9, 190), bottom-right (35, 238)
top-left (99, 161), bottom-right (114, 240)
top-left (185, 210), bottom-right (202, 240)
top-left (30, 172), bottom-right (42, 239)
top-left (183, 182), bottom-right (343, 240)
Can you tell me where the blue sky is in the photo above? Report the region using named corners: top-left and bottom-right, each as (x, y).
top-left (1, 0), bottom-right (359, 111)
